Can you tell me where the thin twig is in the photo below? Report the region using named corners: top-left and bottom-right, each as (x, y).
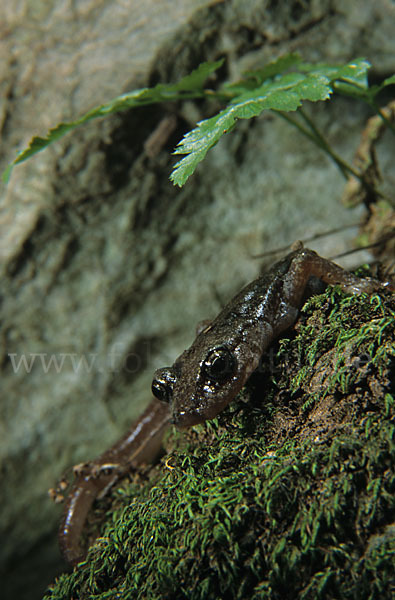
top-left (251, 222), bottom-right (362, 259)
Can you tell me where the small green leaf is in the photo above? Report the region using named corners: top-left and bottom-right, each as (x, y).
top-left (381, 74), bottom-right (395, 87)
top-left (332, 81), bottom-right (368, 99)
top-left (166, 58), bottom-right (224, 92)
top-left (243, 53), bottom-right (302, 84)
top-left (300, 57), bottom-right (370, 89)
top-left (359, 73), bottom-right (395, 103)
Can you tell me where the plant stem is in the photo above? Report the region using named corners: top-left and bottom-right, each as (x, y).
top-left (276, 111), bottom-right (349, 179)
top-left (276, 109), bottom-right (392, 204)
top-left (299, 108), bottom-right (362, 180)
top-left (368, 100), bottom-right (395, 136)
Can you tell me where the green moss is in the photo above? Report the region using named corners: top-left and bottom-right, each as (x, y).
top-left (44, 287), bottom-right (395, 600)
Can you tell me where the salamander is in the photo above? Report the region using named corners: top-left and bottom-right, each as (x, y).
top-left (57, 245), bottom-right (392, 565)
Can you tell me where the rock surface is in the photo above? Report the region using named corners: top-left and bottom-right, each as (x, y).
top-left (1, 1), bottom-right (394, 598)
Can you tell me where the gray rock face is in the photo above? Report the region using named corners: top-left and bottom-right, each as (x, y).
top-left (1, 1), bottom-right (394, 597)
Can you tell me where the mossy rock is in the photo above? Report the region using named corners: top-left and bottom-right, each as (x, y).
top-left (44, 285), bottom-right (395, 600)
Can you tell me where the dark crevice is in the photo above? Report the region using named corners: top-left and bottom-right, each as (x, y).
top-left (7, 238), bottom-right (35, 277)
top-left (101, 105), bottom-right (164, 190)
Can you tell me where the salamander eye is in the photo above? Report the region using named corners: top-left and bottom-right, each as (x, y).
top-left (151, 367), bottom-right (177, 404)
top-left (151, 380), bottom-right (172, 403)
top-left (203, 346), bottom-right (236, 382)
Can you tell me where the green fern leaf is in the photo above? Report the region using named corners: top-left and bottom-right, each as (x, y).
top-left (2, 59), bottom-right (224, 183)
top-left (171, 59), bottom-right (370, 186)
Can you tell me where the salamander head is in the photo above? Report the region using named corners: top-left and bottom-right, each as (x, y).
top-left (151, 327), bottom-right (263, 428)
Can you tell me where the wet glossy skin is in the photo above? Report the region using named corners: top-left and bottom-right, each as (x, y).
top-left (58, 246), bottom-right (391, 565)
top-left (151, 246), bottom-right (388, 427)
